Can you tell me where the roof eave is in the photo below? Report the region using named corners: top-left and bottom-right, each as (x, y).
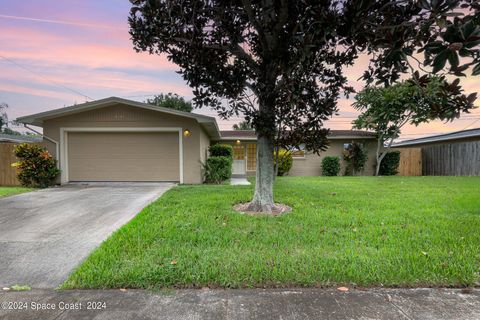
top-left (16, 97), bottom-right (221, 138)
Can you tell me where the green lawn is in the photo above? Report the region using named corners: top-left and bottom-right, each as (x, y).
top-left (0, 187), bottom-right (33, 198)
top-left (63, 177), bottom-right (480, 289)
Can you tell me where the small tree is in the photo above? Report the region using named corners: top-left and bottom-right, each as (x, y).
top-left (145, 93), bottom-right (193, 112)
top-left (353, 76), bottom-right (475, 176)
top-left (343, 142), bottom-right (368, 176)
top-left (232, 121), bottom-right (253, 131)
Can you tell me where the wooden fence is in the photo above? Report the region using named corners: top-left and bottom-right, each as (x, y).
top-left (422, 140), bottom-right (480, 176)
top-left (396, 147), bottom-right (422, 176)
top-left (0, 143), bottom-right (21, 186)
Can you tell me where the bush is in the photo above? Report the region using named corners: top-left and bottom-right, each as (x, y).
top-left (379, 151), bottom-right (401, 176)
top-left (209, 144), bottom-right (233, 158)
top-left (322, 156), bottom-right (340, 176)
top-left (274, 149), bottom-right (293, 176)
top-left (203, 156), bottom-right (232, 184)
top-left (343, 142), bottom-right (368, 176)
top-left (12, 143), bottom-right (60, 188)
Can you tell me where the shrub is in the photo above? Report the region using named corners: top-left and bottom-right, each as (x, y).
top-left (343, 142), bottom-right (368, 176)
top-left (379, 151), bottom-right (401, 176)
top-left (12, 143), bottom-right (60, 188)
top-left (274, 149), bottom-right (293, 176)
top-left (209, 144), bottom-right (233, 158)
top-left (322, 156), bottom-right (340, 176)
top-left (203, 156), bottom-right (232, 184)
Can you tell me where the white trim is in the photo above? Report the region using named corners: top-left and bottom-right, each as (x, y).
top-left (59, 127), bottom-right (183, 184)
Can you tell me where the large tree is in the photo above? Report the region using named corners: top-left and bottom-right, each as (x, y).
top-left (0, 102), bottom-right (8, 132)
top-left (145, 93), bottom-right (193, 112)
top-left (233, 120), bottom-right (253, 130)
top-left (129, 0), bottom-right (479, 212)
top-left (353, 75), bottom-right (476, 175)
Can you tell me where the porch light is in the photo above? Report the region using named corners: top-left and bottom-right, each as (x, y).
top-left (235, 139), bottom-right (241, 144)
top-left (183, 129), bottom-right (191, 137)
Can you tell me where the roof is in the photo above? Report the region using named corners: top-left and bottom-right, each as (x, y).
top-left (16, 97), bottom-right (221, 139)
top-left (218, 130), bottom-right (376, 140)
top-left (393, 128), bottom-right (480, 147)
top-left (0, 134), bottom-right (42, 143)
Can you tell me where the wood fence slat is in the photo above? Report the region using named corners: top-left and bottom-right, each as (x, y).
top-left (421, 141), bottom-right (480, 176)
top-left (397, 148), bottom-right (422, 176)
top-left (0, 143), bottom-right (21, 186)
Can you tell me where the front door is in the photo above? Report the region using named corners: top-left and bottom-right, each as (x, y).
top-left (232, 144), bottom-right (246, 175)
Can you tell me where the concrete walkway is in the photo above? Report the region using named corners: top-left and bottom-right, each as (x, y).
top-left (0, 288), bottom-right (478, 319)
top-left (0, 183), bottom-right (173, 289)
top-left (230, 178), bottom-right (251, 185)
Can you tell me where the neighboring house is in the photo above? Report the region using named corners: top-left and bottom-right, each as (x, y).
top-left (0, 134), bottom-right (42, 144)
top-left (16, 97), bottom-right (377, 184)
top-left (393, 128), bottom-right (480, 176)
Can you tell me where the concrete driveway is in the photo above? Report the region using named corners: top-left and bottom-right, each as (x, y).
top-left (0, 183), bottom-right (173, 289)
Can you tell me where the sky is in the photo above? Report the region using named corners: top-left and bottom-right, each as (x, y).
top-left (1, 0), bottom-right (479, 139)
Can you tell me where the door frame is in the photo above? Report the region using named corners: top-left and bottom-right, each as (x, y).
top-left (59, 127), bottom-right (183, 184)
top-left (232, 144), bottom-right (247, 175)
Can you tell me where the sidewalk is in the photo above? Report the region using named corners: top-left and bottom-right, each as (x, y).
top-left (0, 288), bottom-right (478, 319)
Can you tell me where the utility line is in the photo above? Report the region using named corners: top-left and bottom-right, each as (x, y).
top-left (0, 54), bottom-right (94, 101)
top-left (0, 14), bottom-right (121, 30)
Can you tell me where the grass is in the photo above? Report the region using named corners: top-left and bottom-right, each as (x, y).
top-left (0, 187), bottom-right (33, 198)
top-left (62, 177), bottom-right (480, 289)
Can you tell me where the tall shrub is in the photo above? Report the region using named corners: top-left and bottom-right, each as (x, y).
top-left (203, 156), bottom-right (232, 183)
top-left (343, 142), bottom-right (368, 176)
top-left (274, 149), bottom-right (293, 176)
top-left (322, 156), bottom-right (340, 176)
top-left (12, 143), bottom-right (60, 188)
top-left (379, 151), bottom-right (401, 176)
top-left (209, 144), bottom-right (233, 158)
top-left (203, 144), bottom-right (233, 184)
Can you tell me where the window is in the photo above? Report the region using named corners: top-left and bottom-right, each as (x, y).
top-left (233, 145), bottom-right (245, 160)
top-left (291, 144), bottom-right (305, 158)
top-left (247, 144), bottom-right (256, 171)
top-left (343, 143), bottom-right (351, 150)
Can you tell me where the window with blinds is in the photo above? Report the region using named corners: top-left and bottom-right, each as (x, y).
top-left (247, 144), bottom-right (256, 171)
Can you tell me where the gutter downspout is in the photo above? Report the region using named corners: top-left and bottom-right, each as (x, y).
top-left (24, 124), bottom-right (60, 169)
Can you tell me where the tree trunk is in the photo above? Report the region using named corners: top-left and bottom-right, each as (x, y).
top-left (247, 134), bottom-right (276, 212)
top-left (375, 137), bottom-right (382, 176)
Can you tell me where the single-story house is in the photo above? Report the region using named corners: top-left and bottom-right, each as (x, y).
top-left (16, 97), bottom-right (377, 184)
top-left (393, 128), bottom-right (480, 176)
top-left (0, 133), bottom-right (42, 144)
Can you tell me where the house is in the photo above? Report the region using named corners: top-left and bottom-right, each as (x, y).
top-left (393, 128), bottom-right (480, 176)
top-left (16, 97), bottom-right (377, 184)
top-left (0, 133), bottom-right (42, 144)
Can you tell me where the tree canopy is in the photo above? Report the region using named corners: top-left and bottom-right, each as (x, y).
top-left (145, 93), bottom-right (193, 113)
top-left (129, 0), bottom-right (479, 211)
top-left (0, 102), bottom-right (8, 132)
top-left (233, 120), bottom-right (253, 130)
top-left (353, 75), bottom-right (476, 175)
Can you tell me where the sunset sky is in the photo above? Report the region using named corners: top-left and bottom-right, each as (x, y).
top-left (1, 0), bottom-right (479, 139)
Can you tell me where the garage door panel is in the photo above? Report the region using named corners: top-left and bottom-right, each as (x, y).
top-left (68, 132), bottom-right (180, 182)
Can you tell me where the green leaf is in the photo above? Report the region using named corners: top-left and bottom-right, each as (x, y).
top-left (472, 63), bottom-right (480, 76)
top-left (447, 51), bottom-right (459, 69)
top-left (432, 50), bottom-right (449, 73)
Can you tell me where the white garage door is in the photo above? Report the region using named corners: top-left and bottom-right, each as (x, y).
top-left (67, 132), bottom-right (180, 182)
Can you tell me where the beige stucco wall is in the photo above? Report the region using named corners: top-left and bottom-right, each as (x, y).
top-left (289, 139), bottom-right (378, 176)
top-left (42, 103), bottom-right (205, 184)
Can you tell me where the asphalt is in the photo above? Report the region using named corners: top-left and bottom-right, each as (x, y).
top-left (0, 288), bottom-right (478, 320)
top-left (0, 183), bottom-right (173, 289)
